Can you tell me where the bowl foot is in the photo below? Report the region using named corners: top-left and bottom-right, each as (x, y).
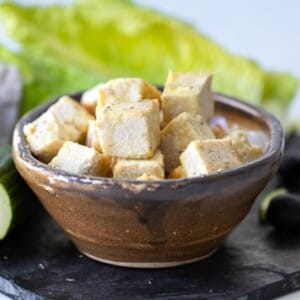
top-left (80, 248), bottom-right (218, 268)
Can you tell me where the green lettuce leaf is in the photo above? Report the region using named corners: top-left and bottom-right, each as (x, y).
top-left (0, 46), bottom-right (101, 113)
top-left (0, 0), bottom-right (298, 118)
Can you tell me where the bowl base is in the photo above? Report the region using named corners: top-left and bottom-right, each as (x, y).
top-left (81, 248), bottom-right (218, 268)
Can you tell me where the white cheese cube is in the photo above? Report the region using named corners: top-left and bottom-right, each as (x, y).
top-left (97, 78), bottom-right (161, 110)
top-left (24, 96), bottom-right (93, 162)
top-left (180, 139), bottom-right (241, 177)
top-left (113, 150), bottom-right (164, 179)
top-left (97, 100), bottom-right (160, 159)
top-left (49, 96), bottom-right (93, 142)
top-left (136, 174), bottom-right (162, 181)
top-left (229, 130), bottom-right (263, 163)
top-left (24, 112), bottom-right (67, 163)
top-left (160, 112), bottom-right (215, 173)
top-left (86, 120), bottom-right (102, 153)
top-left (161, 71), bottom-right (214, 123)
top-left (49, 142), bottom-right (111, 176)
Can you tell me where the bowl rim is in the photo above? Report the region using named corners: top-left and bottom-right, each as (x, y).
top-left (13, 92), bottom-right (284, 187)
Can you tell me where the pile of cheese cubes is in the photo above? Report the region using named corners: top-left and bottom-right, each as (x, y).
top-left (24, 71), bottom-right (263, 180)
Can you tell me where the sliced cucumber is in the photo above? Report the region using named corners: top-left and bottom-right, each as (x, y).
top-left (0, 144), bottom-right (35, 240)
top-left (0, 184), bottom-right (12, 239)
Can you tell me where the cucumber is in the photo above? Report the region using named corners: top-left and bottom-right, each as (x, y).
top-left (0, 144), bottom-right (35, 240)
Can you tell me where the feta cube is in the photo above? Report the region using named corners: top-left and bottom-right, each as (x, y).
top-left (229, 130), bottom-right (263, 163)
top-left (180, 139), bottom-right (241, 177)
top-left (49, 142), bottom-right (112, 176)
top-left (136, 174), bottom-right (162, 181)
top-left (97, 100), bottom-right (160, 158)
top-left (97, 78), bottom-right (161, 110)
top-left (24, 96), bottom-right (93, 162)
top-left (160, 112), bottom-right (215, 173)
top-left (24, 112), bottom-right (67, 163)
top-left (49, 96), bottom-right (93, 142)
top-left (113, 150), bottom-right (164, 179)
top-left (161, 71), bottom-right (214, 123)
top-left (86, 120), bottom-right (102, 153)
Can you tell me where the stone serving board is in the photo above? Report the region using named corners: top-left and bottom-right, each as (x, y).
top-left (1, 191), bottom-right (300, 300)
top-left (0, 73), bottom-right (299, 298)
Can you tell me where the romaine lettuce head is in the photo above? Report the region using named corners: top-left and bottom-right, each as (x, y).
top-left (0, 46), bottom-right (101, 113)
top-left (0, 0), bottom-right (298, 119)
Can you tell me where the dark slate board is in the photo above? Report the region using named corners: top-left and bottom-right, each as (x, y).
top-left (0, 81), bottom-right (299, 300)
top-left (1, 190), bottom-right (300, 300)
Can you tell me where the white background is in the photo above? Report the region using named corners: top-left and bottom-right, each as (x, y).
top-left (135, 0), bottom-right (300, 78)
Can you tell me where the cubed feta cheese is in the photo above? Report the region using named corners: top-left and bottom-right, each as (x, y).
top-left (49, 96), bottom-right (93, 142)
top-left (24, 96), bottom-right (93, 162)
top-left (229, 130), bottom-right (263, 163)
top-left (160, 112), bottom-right (215, 173)
top-left (97, 78), bottom-right (161, 111)
top-left (24, 112), bottom-right (67, 163)
top-left (49, 142), bottom-right (112, 176)
top-left (86, 120), bottom-right (102, 153)
top-left (180, 139), bottom-right (241, 177)
top-left (113, 150), bottom-right (164, 179)
top-left (161, 71), bottom-right (214, 123)
top-left (97, 100), bottom-right (160, 158)
top-left (136, 174), bottom-right (162, 181)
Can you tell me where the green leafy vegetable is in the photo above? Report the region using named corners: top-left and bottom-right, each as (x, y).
top-left (0, 46), bottom-right (101, 113)
top-left (0, 144), bottom-right (36, 239)
top-left (0, 0), bottom-right (298, 118)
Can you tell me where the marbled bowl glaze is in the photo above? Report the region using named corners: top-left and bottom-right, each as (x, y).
top-left (13, 93), bottom-right (284, 268)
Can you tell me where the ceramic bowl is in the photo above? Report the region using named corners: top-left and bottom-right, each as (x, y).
top-left (13, 92), bottom-right (284, 268)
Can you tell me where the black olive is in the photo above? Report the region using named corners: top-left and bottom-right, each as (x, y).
top-left (277, 133), bottom-right (300, 193)
top-left (260, 189), bottom-right (300, 232)
top-left (278, 155), bottom-right (300, 193)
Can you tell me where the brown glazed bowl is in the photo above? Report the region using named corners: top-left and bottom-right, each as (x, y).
top-left (13, 92), bottom-right (283, 268)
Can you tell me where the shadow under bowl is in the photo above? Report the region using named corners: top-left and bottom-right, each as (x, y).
top-left (13, 92), bottom-right (284, 268)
